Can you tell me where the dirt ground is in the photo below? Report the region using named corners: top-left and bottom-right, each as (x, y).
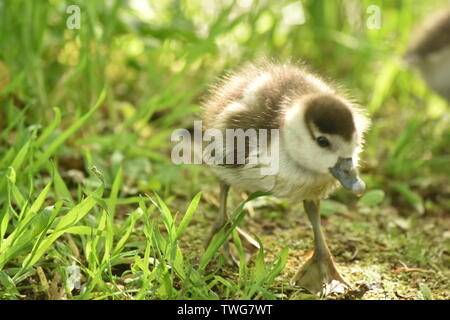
top-left (179, 185), bottom-right (450, 300)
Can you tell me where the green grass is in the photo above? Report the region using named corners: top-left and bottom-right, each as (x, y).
top-left (0, 0), bottom-right (449, 300)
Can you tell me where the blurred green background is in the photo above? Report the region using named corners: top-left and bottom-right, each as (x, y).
top-left (0, 0), bottom-right (448, 300)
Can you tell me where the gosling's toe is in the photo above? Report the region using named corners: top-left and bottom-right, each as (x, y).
top-left (291, 252), bottom-right (350, 296)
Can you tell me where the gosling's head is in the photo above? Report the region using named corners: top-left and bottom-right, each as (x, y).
top-left (283, 94), bottom-right (369, 195)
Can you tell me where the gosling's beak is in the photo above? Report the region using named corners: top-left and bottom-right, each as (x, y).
top-left (329, 158), bottom-right (365, 195)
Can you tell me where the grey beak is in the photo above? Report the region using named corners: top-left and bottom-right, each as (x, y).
top-left (329, 158), bottom-right (365, 195)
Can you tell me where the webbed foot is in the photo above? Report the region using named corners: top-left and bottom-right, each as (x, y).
top-left (291, 252), bottom-right (350, 296)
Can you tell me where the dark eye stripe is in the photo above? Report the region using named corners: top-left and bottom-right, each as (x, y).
top-left (316, 136), bottom-right (330, 148)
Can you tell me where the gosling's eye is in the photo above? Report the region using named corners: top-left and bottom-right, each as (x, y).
top-left (316, 136), bottom-right (330, 148)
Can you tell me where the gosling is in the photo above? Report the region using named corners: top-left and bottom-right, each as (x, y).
top-left (405, 9), bottom-right (450, 101)
top-left (201, 61), bottom-right (370, 295)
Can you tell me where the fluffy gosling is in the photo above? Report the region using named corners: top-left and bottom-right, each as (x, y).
top-left (202, 61), bottom-right (370, 295)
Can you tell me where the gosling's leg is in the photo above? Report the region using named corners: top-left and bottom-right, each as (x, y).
top-left (205, 181), bottom-right (230, 247)
top-left (291, 200), bottom-right (350, 296)
top-left (205, 181), bottom-right (259, 265)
